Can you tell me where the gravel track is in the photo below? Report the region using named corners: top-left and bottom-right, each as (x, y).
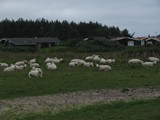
top-left (0, 87), bottom-right (160, 114)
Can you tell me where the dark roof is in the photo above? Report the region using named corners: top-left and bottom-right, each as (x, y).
top-left (112, 37), bottom-right (139, 41)
top-left (84, 36), bottom-right (109, 41)
top-left (0, 37), bottom-right (60, 45)
top-left (34, 37), bottom-right (60, 43)
top-left (146, 38), bottom-right (160, 42)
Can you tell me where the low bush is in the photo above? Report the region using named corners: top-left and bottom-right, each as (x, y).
top-left (0, 46), bottom-right (37, 53)
top-left (122, 45), bottom-right (160, 58)
top-left (75, 40), bottom-right (125, 52)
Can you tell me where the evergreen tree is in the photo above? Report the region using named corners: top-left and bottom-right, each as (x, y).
top-left (0, 18), bottom-right (131, 40)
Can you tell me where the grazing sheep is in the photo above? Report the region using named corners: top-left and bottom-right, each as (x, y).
top-left (84, 62), bottom-right (94, 67)
top-left (96, 64), bottom-right (112, 71)
top-left (77, 60), bottom-right (86, 66)
top-left (3, 65), bottom-right (17, 72)
top-left (30, 63), bottom-right (40, 68)
top-left (71, 59), bottom-right (86, 66)
top-left (106, 59), bottom-right (115, 64)
top-left (92, 55), bottom-right (101, 62)
top-left (148, 57), bottom-right (159, 62)
top-left (0, 63), bottom-right (8, 68)
top-left (15, 60), bottom-right (27, 66)
top-left (44, 57), bottom-right (57, 63)
top-left (45, 57), bottom-right (63, 64)
top-left (128, 59), bottom-right (143, 64)
top-left (46, 62), bottom-right (51, 67)
top-left (85, 56), bottom-right (94, 61)
top-left (47, 63), bottom-right (57, 70)
top-left (100, 58), bottom-right (107, 64)
top-left (70, 59), bottom-right (79, 62)
top-left (69, 61), bottom-right (78, 67)
top-left (51, 58), bottom-right (63, 64)
top-left (16, 64), bottom-right (27, 71)
top-left (29, 58), bottom-right (36, 64)
top-left (142, 61), bottom-right (156, 67)
top-left (28, 67), bottom-right (43, 78)
top-left (45, 57), bottom-right (52, 63)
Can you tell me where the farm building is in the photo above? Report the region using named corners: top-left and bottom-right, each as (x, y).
top-left (111, 37), bottom-right (160, 46)
top-left (112, 37), bottom-right (141, 46)
top-left (0, 37), bottom-right (60, 48)
top-left (145, 38), bottom-right (160, 45)
top-left (136, 37), bottom-right (148, 46)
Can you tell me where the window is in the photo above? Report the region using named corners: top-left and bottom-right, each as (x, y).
top-left (147, 41), bottom-right (152, 44)
top-left (128, 41), bottom-right (134, 46)
top-left (141, 40), bottom-right (145, 46)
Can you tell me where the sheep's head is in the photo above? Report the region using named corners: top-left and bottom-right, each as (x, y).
top-left (153, 61), bottom-right (157, 64)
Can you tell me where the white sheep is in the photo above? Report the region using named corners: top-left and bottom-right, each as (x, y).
top-left (15, 60), bottom-right (27, 66)
top-left (29, 58), bottom-right (36, 64)
top-left (30, 63), bottom-right (40, 68)
top-left (148, 57), bottom-right (159, 62)
top-left (142, 61), bottom-right (156, 67)
top-left (100, 58), bottom-right (107, 64)
top-left (28, 67), bottom-right (43, 78)
top-left (93, 55), bottom-right (101, 62)
top-left (106, 59), bottom-right (115, 64)
top-left (85, 56), bottom-right (93, 61)
top-left (51, 58), bottom-right (63, 64)
top-left (71, 59), bottom-right (86, 66)
top-left (0, 63), bottom-right (9, 68)
top-left (44, 57), bottom-right (57, 63)
top-left (45, 57), bottom-right (52, 63)
top-left (128, 59), bottom-right (143, 64)
top-left (84, 62), bottom-right (94, 67)
top-left (3, 65), bottom-right (17, 72)
top-left (47, 63), bottom-right (57, 70)
top-left (71, 59), bottom-right (81, 62)
top-left (96, 64), bottom-right (112, 71)
top-left (16, 64), bottom-right (27, 71)
top-left (69, 61), bottom-right (78, 67)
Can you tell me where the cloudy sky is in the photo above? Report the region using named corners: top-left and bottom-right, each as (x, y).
top-left (0, 0), bottom-right (159, 37)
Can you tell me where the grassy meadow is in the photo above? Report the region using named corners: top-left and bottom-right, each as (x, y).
top-left (1, 49), bottom-right (160, 120)
top-left (0, 51), bottom-right (160, 99)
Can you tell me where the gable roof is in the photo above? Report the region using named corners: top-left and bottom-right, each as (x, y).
top-left (112, 37), bottom-right (139, 41)
top-left (0, 37), bottom-right (60, 46)
top-left (84, 36), bottom-right (109, 41)
top-left (146, 38), bottom-right (160, 42)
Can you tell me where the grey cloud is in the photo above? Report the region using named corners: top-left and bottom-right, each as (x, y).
top-left (0, 0), bottom-right (159, 36)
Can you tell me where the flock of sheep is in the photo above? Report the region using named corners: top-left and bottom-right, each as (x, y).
top-left (0, 54), bottom-right (159, 78)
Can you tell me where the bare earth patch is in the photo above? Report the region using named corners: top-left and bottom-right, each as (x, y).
top-left (0, 87), bottom-right (160, 115)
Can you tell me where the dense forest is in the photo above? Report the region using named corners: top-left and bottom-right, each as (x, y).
top-left (0, 18), bottom-right (131, 40)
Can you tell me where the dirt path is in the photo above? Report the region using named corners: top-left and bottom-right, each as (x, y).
top-left (0, 87), bottom-right (160, 115)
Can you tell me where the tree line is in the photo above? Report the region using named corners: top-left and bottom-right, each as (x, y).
top-left (0, 18), bottom-right (131, 40)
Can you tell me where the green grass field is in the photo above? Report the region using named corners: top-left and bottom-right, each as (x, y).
top-left (1, 98), bottom-right (160, 120)
top-left (0, 51), bottom-right (160, 99)
top-left (1, 51), bottom-right (160, 120)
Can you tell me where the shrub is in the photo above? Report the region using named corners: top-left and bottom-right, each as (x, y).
top-left (122, 45), bottom-right (160, 58)
top-left (63, 38), bottom-right (82, 47)
top-left (75, 40), bottom-right (125, 52)
top-left (40, 45), bottom-right (71, 53)
top-left (0, 46), bottom-right (37, 53)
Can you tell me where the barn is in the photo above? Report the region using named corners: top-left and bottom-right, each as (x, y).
top-left (0, 37), bottom-right (60, 48)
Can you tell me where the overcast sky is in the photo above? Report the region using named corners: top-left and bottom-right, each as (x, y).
top-left (0, 0), bottom-right (159, 37)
